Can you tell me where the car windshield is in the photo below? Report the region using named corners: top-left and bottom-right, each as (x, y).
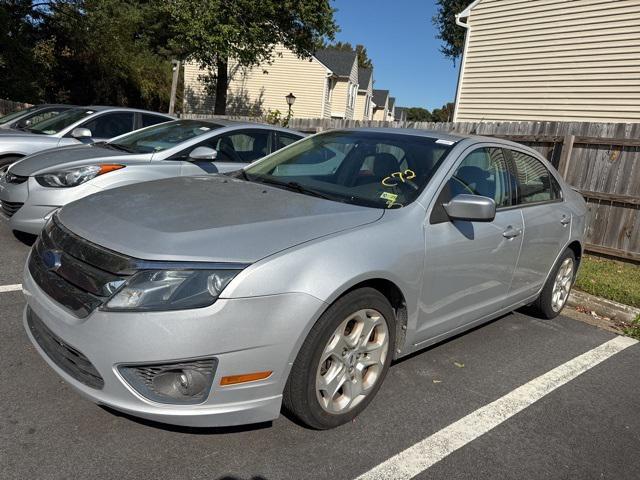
top-left (0, 105), bottom-right (40, 124)
top-left (243, 130), bottom-right (454, 209)
top-left (108, 120), bottom-right (223, 154)
top-left (26, 108), bottom-right (95, 135)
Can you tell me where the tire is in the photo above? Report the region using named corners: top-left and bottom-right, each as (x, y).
top-left (531, 249), bottom-right (577, 319)
top-left (283, 287), bottom-right (396, 429)
top-left (0, 155), bottom-right (22, 170)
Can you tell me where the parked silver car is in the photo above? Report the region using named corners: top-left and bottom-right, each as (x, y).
top-left (22, 129), bottom-right (586, 429)
top-left (0, 119), bottom-right (303, 234)
top-left (0, 104), bottom-right (74, 131)
top-left (0, 106), bottom-right (173, 168)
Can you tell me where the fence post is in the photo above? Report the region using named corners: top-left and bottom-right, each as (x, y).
top-left (557, 134), bottom-right (575, 180)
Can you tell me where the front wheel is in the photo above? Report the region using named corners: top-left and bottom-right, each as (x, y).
top-left (531, 249), bottom-right (576, 319)
top-left (283, 288), bottom-right (396, 429)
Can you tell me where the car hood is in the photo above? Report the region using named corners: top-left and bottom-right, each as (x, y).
top-left (58, 176), bottom-right (384, 263)
top-left (10, 144), bottom-right (137, 176)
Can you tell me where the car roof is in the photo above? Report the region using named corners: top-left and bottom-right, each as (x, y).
top-left (325, 127), bottom-right (535, 150)
top-left (85, 106), bottom-right (174, 116)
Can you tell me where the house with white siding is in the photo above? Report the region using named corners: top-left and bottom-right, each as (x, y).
top-left (183, 45), bottom-right (365, 120)
top-left (453, 0), bottom-right (640, 123)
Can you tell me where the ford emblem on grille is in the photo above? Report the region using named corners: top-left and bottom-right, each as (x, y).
top-left (42, 249), bottom-right (63, 271)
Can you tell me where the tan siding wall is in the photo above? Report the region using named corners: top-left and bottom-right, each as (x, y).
top-left (372, 105), bottom-right (387, 121)
top-left (331, 79), bottom-right (350, 118)
top-left (455, 0), bottom-right (640, 122)
top-left (183, 45), bottom-right (330, 118)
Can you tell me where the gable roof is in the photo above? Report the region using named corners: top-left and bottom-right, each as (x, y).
top-left (315, 49), bottom-right (357, 77)
top-left (372, 89), bottom-right (389, 108)
top-left (357, 68), bottom-right (372, 89)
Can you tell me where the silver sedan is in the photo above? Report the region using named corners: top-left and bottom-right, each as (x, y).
top-left (0, 106), bottom-right (173, 168)
top-left (22, 129), bottom-right (586, 429)
top-left (0, 119), bottom-right (304, 234)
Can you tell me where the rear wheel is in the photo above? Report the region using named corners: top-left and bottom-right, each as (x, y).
top-left (283, 288), bottom-right (396, 429)
top-left (531, 249), bottom-right (576, 319)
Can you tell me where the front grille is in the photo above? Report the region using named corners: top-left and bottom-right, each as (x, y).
top-left (27, 308), bottom-right (104, 389)
top-left (1, 200), bottom-right (23, 217)
top-left (5, 172), bottom-right (28, 184)
top-left (29, 217), bottom-right (131, 318)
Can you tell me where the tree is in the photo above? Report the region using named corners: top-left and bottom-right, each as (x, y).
top-left (432, 0), bottom-right (468, 61)
top-left (326, 41), bottom-right (373, 69)
top-left (406, 107), bottom-right (432, 122)
top-left (431, 102), bottom-right (455, 122)
top-left (163, 0), bottom-right (338, 114)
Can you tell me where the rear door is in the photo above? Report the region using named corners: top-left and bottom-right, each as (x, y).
top-left (75, 112), bottom-right (136, 142)
top-left (418, 146), bottom-right (523, 342)
top-left (506, 148), bottom-right (571, 301)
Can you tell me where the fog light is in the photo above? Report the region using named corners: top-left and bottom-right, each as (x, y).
top-left (119, 358), bottom-right (217, 404)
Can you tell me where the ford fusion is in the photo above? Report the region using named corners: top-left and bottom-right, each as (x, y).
top-left (0, 120), bottom-right (303, 234)
top-left (22, 129), bottom-right (586, 429)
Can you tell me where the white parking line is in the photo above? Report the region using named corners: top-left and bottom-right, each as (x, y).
top-left (356, 335), bottom-right (638, 480)
top-left (0, 284), bottom-right (22, 293)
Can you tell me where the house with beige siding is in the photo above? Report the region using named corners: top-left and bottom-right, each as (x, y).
top-left (354, 68), bottom-right (374, 120)
top-left (315, 49), bottom-right (359, 119)
top-left (183, 45), bottom-right (334, 118)
top-left (454, 0), bottom-right (640, 123)
top-left (372, 89), bottom-right (390, 121)
top-left (387, 97), bottom-right (396, 121)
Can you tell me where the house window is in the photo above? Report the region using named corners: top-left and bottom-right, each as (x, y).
top-left (365, 96), bottom-right (371, 117)
top-left (326, 78), bottom-right (333, 102)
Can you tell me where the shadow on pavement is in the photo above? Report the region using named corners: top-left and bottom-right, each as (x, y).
top-left (99, 405), bottom-right (273, 435)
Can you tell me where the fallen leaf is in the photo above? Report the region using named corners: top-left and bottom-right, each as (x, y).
top-left (454, 362), bottom-right (465, 368)
top-left (433, 379), bottom-right (442, 384)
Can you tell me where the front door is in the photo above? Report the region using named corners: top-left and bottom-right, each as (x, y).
top-left (417, 146), bottom-right (523, 343)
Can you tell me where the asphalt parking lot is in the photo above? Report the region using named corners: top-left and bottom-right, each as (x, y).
top-left (1, 219), bottom-right (638, 480)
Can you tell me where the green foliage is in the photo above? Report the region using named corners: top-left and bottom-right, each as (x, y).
top-left (622, 315), bottom-right (640, 341)
top-left (405, 103), bottom-right (455, 123)
top-left (432, 0), bottom-right (469, 61)
top-left (0, 0), bottom-right (175, 110)
top-left (325, 41), bottom-right (373, 69)
top-left (163, 0), bottom-right (338, 113)
top-left (575, 255), bottom-right (640, 309)
top-left (406, 107), bottom-right (433, 122)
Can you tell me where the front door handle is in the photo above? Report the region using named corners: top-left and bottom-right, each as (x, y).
top-left (502, 226), bottom-right (522, 239)
top-left (560, 215), bottom-right (571, 226)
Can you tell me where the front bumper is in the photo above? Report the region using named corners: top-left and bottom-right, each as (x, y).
top-left (0, 177), bottom-right (101, 235)
top-left (22, 269), bottom-right (326, 427)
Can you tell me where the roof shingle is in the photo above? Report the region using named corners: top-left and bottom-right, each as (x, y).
top-left (315, 49), bottom-right (357, 77)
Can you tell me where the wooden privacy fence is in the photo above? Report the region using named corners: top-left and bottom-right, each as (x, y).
top-left (184, 115), bottom-right (640, 262)
top-left (0, 99), bottom-right (32, 116)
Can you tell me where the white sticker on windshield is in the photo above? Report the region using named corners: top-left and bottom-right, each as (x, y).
top-left (436, 139), bottom-right (455, 145)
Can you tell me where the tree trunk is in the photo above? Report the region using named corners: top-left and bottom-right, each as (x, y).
top-left (214, 58), bottom-right (228, 115)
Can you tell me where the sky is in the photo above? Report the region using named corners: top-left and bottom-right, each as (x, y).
top-left (331, 0), bottom-right (461, 111)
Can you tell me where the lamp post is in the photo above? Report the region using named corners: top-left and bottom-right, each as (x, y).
top-left (285, 92), bottom-right (296, 124)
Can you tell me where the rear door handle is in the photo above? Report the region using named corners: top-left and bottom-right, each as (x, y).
top-left (560, 215), bottom-right (571, 226)
top-left (502, 226), bottom-right (522, 239)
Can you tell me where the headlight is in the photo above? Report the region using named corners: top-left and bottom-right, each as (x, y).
top-left (36, 164), bottom-right (124, 188)
top-left (104, 269), bottom-right (241, 311)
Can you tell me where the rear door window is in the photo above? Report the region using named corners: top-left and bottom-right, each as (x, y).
top-left (509, 150), bottom-right (561, 205)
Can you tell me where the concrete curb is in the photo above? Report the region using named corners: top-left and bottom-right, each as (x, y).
top-left (568, 290), bottom-right (640, 324)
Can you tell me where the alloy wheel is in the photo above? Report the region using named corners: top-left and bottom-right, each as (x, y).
top-left (551, 257), bottom-right (574, 312)
top-left (315, 309), bottom-right (389, 414)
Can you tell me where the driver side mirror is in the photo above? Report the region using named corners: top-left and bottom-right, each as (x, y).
top-left (71, 127), bottom-right (92, 139)
top-left (444, 194), bottom-right (496, 222)
top-left (189, 146), bottom-right (217, 161)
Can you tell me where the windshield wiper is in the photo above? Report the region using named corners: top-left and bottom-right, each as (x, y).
top-left (101, 143), bottom-right (135, 153)
top-left (254, 176), bottom-right (339, 201)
